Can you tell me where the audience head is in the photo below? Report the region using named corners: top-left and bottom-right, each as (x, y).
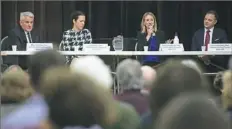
top-left (116, 59), bottom-right (143, 90)
top-left (28, 50), bottom-right (66, 90)
top-left (222, 70), bottom-right (232, 110)
top-left (70, 56), bottom-right (113, 90)
top-left (19, 11), bottom-right (34, 32)
top-left (141, 12), bottom-right (157, 33)
top-left (40, 67), bottom-right (115, 128)
top-left (3, 65), bottom-right (24, 73)
top-left (149, 59), bottom-right (208, 120)
top-left (71, 11), bottom-right (86, 31)
top-left (141, 65), bottom-right (156, 89)
top-left (155, 93), bottom-right (230, 129)
top-left (1, 67), bottom-right (33, 103)
top-left (213, 71), bottom-right (224, 95)
top-left (204, 10), bottom-right (218, 29)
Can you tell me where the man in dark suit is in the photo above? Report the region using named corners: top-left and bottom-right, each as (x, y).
top-left (2, 11), bottom-right (40, 70)
top-left (191, 10), bottom-right (229, 71)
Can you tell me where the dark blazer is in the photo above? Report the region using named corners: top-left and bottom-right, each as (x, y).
top-left (1, 25), bottom-right (40, 69)
top-left (191, 28), bottom-right (230, 69)
top-left (136, 30), bottom-right (166, 64)
top-left (191, 28), bottom-right (228, 51)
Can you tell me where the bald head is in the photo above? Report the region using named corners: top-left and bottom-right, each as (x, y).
top-left (141, 65), bottom-right (156, 88)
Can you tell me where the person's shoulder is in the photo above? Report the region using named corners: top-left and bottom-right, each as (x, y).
top-left (156, 30), bottom-right (164, 34)
top-left (62, 29), bottom-right (73, 35)
top-left (193, 28), bottom-right (204, 36)
top-left (214, 27), bottom-right (226, 33)
top-left (7, 26), bottom-right (20, 36)
top-left (82, 28), bottom-right (91, 34)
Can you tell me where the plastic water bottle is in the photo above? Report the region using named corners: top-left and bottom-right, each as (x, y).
top-left (173, 32), bottom-right (179, 44)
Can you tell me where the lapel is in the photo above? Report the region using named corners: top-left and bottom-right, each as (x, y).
top-left (199, 29), bottom-right (205, 46)
top-left (212, 28), bottom-right (218, 43)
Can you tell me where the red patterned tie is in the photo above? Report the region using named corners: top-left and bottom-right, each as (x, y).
top-left (204, 30), bottom-right (210, 51)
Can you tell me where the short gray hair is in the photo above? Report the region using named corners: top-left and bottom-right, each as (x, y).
top-left (116, 59), bottom-right (143, 90)
top-left (20, 11), bottom-right (34, 20)
top-left (70, 56), bottom-right (113, 90)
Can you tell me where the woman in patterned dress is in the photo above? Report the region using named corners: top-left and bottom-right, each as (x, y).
top-left (60, 11), bottom-right (92, 64)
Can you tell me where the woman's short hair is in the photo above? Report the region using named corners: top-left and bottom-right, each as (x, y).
top-left (140, 12), bottom-right (158, 33)
top-left (1, 69), bottom-right (33, 103)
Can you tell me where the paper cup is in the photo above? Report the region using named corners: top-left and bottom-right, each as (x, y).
top-left (201, 46), bottom-right (206, 51)
top-left (12, 45), bottom-right (17, 51)
top-left (144, 46), bottom-right (148, 51)
top-left (74, 46), bottom-right (80, 51)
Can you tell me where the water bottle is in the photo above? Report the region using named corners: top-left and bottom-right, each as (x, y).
top-left (173, 32), bottom-right (179, 44)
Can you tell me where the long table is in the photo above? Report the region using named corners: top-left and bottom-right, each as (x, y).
top-left (1, 51), bottom-right (232, 56)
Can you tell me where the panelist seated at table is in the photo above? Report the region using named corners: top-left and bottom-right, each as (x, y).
top-left (59, 10), bottom-right (92, 64)
top-left (1, 11), bottom-right (40, 70)
top-left (191, 10), bottom-right (229, 69)
top-left (136, 12), bottom-right (171, 66)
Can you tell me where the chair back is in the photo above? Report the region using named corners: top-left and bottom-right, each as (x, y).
top-left (1, 36), bottom-right (9, 66)
top-left (1, 36), bottom-right (9, 48)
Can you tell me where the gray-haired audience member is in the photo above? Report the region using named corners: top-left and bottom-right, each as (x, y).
top-left (70, 56), bottom-right (113, 89)
top-left (1, 50), bottom-right (66, 129)
top-left (115, 59), bottom-right (149, 115)
top-left (140, 65), bottom-right (156, 95)
top-left (155, 93), bottom-right (230, 129)
top-left (116, 59), bottom-right (144, 90)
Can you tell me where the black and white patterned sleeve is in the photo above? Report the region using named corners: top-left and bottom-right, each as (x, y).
top-left (84, 29), bottom-right (92, 44)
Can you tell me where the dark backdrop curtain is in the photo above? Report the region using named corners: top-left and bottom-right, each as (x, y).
top-left (1, 1), bottom-right (232, 51)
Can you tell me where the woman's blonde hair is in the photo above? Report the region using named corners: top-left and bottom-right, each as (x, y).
top-left (140, 12), bottom-right (158, 33)
top-left (1, 69), bottom-right (34, 103)
top-left (221, 70), bottom-right (232, 109)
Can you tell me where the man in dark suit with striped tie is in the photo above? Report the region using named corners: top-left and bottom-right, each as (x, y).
top-left (2, 11), bottom-right (40, 70)
top-left (191, 10), bottom-right (229, 71)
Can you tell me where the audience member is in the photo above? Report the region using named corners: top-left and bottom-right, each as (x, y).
top-left (115, 59), bottom-right (149, 115)
top-left (155, 93), bottom-right (230, 129)
top-left (213, 71), bottom-right (224, 102)
top-left (141, 59), bottom-right (209, 129)
top-left (1, 67), bottom-right (33, 118)
top-left (1, 66), bottom-right (32, 104)
top-left (70, 56), bottom-right (141, 129)
top-left (1, 50), bottom-right (66, 129)
top-left (39, 67), bottom-right (112, 129)
top-left (70, 56), bottom-right (112, 89)
top-left (222, 70), bottom-right (232, 119)
top-left (140, 65), bottom-right (156, 95)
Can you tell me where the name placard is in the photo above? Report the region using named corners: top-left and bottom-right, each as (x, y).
top-left (83, 44), bottom-right (110, 52)
top-left (159, 44), bottom-right (184, 52)
top-left (27, 43), bottom-right (53, 51)
top-left (208, 44), bottom-right (232, 52)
